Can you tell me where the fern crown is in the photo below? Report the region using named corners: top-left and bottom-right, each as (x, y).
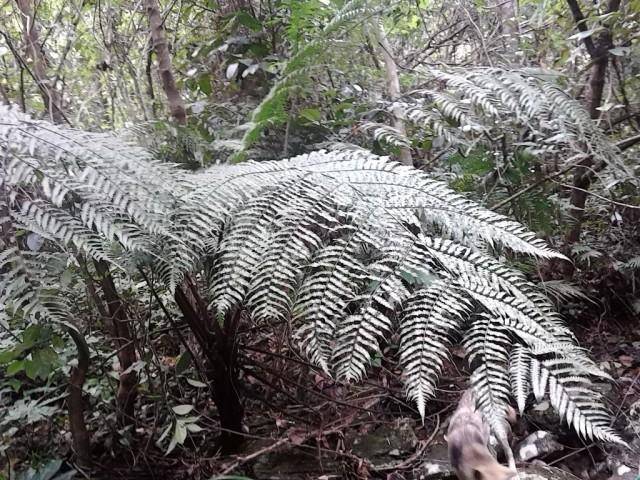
top-left (0, 105), bottom-right (623, 445)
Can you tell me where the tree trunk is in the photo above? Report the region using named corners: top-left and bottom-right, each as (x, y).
top-left (94, 260), bottom-right (138, 425)
top-left (372, 21), bottom-right (412, 166)
top-left (145, 0), bottom-right (187, 124)
top-left (564, 0), bottom-right (621, 245)
top-left (66, 326), bottom-right (91, 468)
top-left (212, 307), bottom-right (244, 453)
top-left (14, 0), bottom-right (65, 124)
top-left (174, 282), bottom-right (245, 453)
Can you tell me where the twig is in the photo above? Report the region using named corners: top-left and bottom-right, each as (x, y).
top-left (491, 154), bottom-right (585, 210)
top-left (548, 444), bottom-right (595, 466)
top-left (611, 369), bottom-right (640, 425)
top-left (218, 437), bottom-right (290, 475)
top-left (554, 181), bottom-right (640, 209)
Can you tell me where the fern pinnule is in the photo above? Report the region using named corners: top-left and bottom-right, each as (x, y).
top-left (509, 345), bottom-right (531, 414)
top-left (247, 180), bottom-right (335, 321)
top-left (464, 315), bottom-right (513, 440)
top-left (545, 362), bottom-right (623, 444)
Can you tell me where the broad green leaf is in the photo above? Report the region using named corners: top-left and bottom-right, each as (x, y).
top-left (609, 47), bottom-right (630, 57)
top-left (175, 351), bottom-right (192, 375)
top-left (172, 404), bottom-right (194, 415)
top-left (7, 360), bottom-right (24, 376)
top-left (186, 423), bottom-right (203, 433)
top-left (22, 325), bottom-right (42, 348)
top-left (186, 378), bottom-right (208, 388)
top-left (198, 75), bottom-right (212, 95)
top-left (235, 11), bottom-right (262, 32)
top-left (568, 28), bottom-right (603, 41)
top-left (0, 349), bottom-right (17, 364)
top-left (299, 108), bottom-right (321, 123)
top-left (25, 359), bottom-right (40, 380)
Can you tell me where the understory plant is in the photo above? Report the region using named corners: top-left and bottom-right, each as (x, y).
top-left (0, 105), bottom-right (624, 457)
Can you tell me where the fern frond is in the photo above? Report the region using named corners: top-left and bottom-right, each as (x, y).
top-left (509, 345), bottom-right (531, 414)
top-left (400, 281), bottom-right (470, 418)
top-left (1, 106), bottom-right (622, 448)
top-left (379, 67), bottom-right (628, 180)
top-left (541, 359), bottom-right (624, 444)
top-left (464, 314), bottom-right (513, 441)
top-left (360, 122), bottom-right (411, 148)
top-left (0, 247), bottom-right (72, 324)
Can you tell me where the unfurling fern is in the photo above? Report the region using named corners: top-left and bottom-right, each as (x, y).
top-left (0, 105), bottom-right (623, 445)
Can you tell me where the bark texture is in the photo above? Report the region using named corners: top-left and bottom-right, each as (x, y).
top-left (565, 0), bottom-right (621, 244)
top-left (15, 0), bottom-right (65, 123)
top-left (67, 327), bottom-right (91, 467)
top-left (145, 0), bottom-right (187, 124)
top-left (174, 279), bottom-right (245, 453)
top-left (95, 260), bottom-right (138, 425)
top-left (374, 22), bottom-right (412, 166)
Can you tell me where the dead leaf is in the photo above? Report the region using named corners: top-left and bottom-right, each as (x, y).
top-left (286, 427), bottom-right (308, 445)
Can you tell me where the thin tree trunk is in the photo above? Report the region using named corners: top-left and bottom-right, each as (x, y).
top-left (0, 83), bottom-right (10, 105)
top-left (66, 326), bottom-right (91, 468)
top-left (372, 21), bottom-right (412, 166)
top-left (94, 260), bottom-right (138, 425)
top-left (145, 46), bottom-right (158, 118)
top-left (145, 0), bottom-right (187, 124)
top-left (564, 0), bottom-right (620, 244)
top-left (14, 0), bottom-right (65, 124)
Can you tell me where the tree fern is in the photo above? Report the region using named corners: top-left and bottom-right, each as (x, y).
top-left (0, 106), bottom-right (624, 446)
top-left (370, 67), bottom-right (628, 178)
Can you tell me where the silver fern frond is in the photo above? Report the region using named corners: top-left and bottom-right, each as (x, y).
top-left (464, 314), bottom-right (513, 441)
top-left (400, 280), bottom-right (471, 418)
top-left (0, 106), bottom-right (623, 447)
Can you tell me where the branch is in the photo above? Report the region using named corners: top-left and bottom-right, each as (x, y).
top-left (491, 134), bottom-right (639, 212)
top-left (616, 134), bottom-right (640, 151)
top-left (491, 154), bottom-right (586, 210)
top-left (565, 0), bottom-right (597, 57)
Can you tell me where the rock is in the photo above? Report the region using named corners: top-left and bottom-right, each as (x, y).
top-left (351, 418), bottom-right (418, 467)
top-left (515, 431), bottom-right (564, 462)
top-left (417, 442), bottom-right (453, 479)
top-left (416, 461), bottom-right (581, 480)
top-left (526, 402), bottom-right (563, 433)
top-left (519, 463), bottom-right (582, 480)
top-left (606, 463), bottom-right (638, 480)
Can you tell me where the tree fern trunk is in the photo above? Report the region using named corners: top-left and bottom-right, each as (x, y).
top-left (175, 279), bottom-right (244, 453)
top-left (67, 327), bottom-right (91, 468)
top-left (145, 0), bottom-right (187, 125)
top-left (174, 283), bottom-right (245, 453)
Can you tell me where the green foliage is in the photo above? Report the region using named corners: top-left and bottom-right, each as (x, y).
top-left (14, 460), bottom-right (76, 480)
top-left (233, 0), bottom-right (371, 158)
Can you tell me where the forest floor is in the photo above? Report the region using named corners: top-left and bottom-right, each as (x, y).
top-left (89, 304), bottom-right (640, 480)
top-left (6, 261), bottom-right (640, 480)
